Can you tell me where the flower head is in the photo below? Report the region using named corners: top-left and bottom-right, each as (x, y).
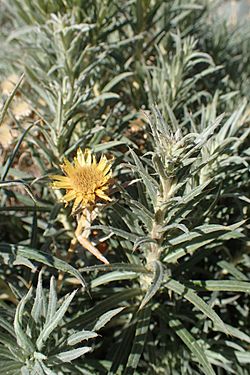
top-left (50, 148), bottom-right (112, 212)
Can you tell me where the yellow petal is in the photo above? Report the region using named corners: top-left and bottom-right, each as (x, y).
top-left (85, 193), bottom-right (95, 203)
top-left (99, 173), bottom-right (111, 186)
top-left (62, 190), bottom-right (77, 202)
top-left (73, 156), bottom-right (81, 169)
top-left (62, 158), bottom-right (74, 176)
top-left (96, 189), bottom-right (111, 201)
top-left (102, 166), bottom-right (112, 178)
top-left (99, 185), bottom-right (109, 191)
top-left (51, 181), bottom-right (72, 189)
top-left (97, 156), bottom-right (108, 171)
top-left (72, 195), bottom-right (83, 212)
top-left (92, 154), bottom-right (97, 166)
top-left (49, 175), bottom-right (70, 182)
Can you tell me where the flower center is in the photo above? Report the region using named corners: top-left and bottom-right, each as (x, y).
top-left (71, 165), bottom-right (103, 194)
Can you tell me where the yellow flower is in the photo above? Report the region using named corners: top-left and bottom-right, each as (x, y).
top-left (50, 148), bottom-right (112, 212)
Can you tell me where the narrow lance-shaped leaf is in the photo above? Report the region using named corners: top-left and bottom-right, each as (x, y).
top-left (65, 288), bottom-right (142, 330)
top-left (129, 199), bottom-right (154, 229)
top-left (56, 347), bottom-right (92, 363)
top-left (0, 332), bottom-right (17, 347)
top-left (217, 260), bottom-right (248, 281)
top-left (91, 271), bottom-right (138, 289)
top-left (123, 306), bottom-right (151, 375)
top-left (14, 287), bottom-right (35, 355)
top-left (0, 316), bottom-right (16, 337)
top-left (164, 222), bottom-right (244, 263)
top-left (81, 262), bottom-right (148, 274)
top-left (94, 307), bottom-right (125, 331)
top-left (234, 351), bottom-right (250, 364)
top-left (67, 330), bottom-right (98, 346)
top-left (108, 318), bottom-right (137, 375)
top-left (31, 271), bottom-right (44, 323)
top-left (165, 278), bottom-right (227, 334)
top-left (130, 148), bottom-right (158, 207)
top-left (169, 318), bottom-right (216, 375)
top-left (0, 243), bottom-right (87, 289)
top-left (36, 289), bottom-right (77, 351)
top-left (45, 276), bottom-right (58, 325)
top-left (85, 92), bottom-right (120, 107)
top-left (213, 322), bottom-right (250, 344)
top-left (187, 280), bottom-right (250, 293)
top-left (102, 72), bottom-right (134, 92)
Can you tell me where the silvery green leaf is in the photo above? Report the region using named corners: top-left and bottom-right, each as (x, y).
top-left (0, 361), bottom-right (22, 374)
top-left (93, 140), bottom-right (126, 153)
top-left (188, 280), bottom-right (250, 294)
top-left (193, 114), bottom-right (224, 148)
top-left (31, 271), bottom-right (44, 323)
top-left (217, 260), bottom-right (248, 281)
top-left (234, 351), bottom-right (250, 364)
top-left (102, 72), bottom-right (134, 92)
top-left (213, 323), bottom-right (250, 344)
top-left (164, 222), bottom-right (245, 263)
top-left (67, 330), bottom-right (98, 346)
top-left (218, 102), bottom-right (246, 139)
top-left (130, 148), bottom-right (158, 206)
top-left (91, 271), bottom-right (138, 288)
top-left (13, 256), bottom-right (36, 271)
top-left (129, 199), bottom-right (153, 229)
top-left (123, 306), bottom-right (151, 375)
top-left (94, 307), bottom-right (125, 331)
top-left (36, 290), bottom-right (77, 351)
top-left (65, 288), bottom-right (141, 330)
top-left (85, 92), bottom-right (120, 107)
top-left (45, 276), bottom-right (58, 325)
top-left (14, 287), bottom-right (35, 354)
top-left (0, 316), bottom-right (15, 336)
top-left (0, 244), bottom-right (87, 289)
top-left (165, 278), bottom-right (227, 334)
top-left (56, 347), bottom-right (92, 362)
top-left (169, 319), bottom-right (216, 375)
top-left (0, 332), bottom-right (16, 347)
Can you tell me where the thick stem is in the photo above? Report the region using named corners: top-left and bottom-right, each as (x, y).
top-left (147, 177), bottom-right (175, 266)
